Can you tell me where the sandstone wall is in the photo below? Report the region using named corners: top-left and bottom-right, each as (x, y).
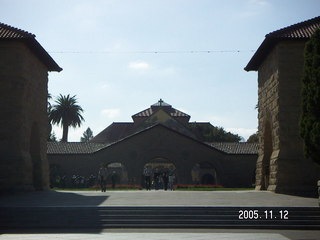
top-left (256, 40), bottom-right (320, 195)
top-left (0, 41), bottom-right (49, 192)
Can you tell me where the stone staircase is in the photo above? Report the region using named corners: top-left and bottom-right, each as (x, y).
top-left (1, 206), bottom-right (320, 230)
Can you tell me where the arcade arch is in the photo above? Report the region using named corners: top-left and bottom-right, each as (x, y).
top-left (143, 157), bottom-right (176, 189)
top-left (191, 162), bottom-right (218, 185)
top-left (106, 162), bottom-right (128, 184)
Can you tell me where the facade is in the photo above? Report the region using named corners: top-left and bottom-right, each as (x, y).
top-left (48, 100), bottom-right (258, 188)
top-left (0, 23), bottom-right (62, 192)
top-left (245, 16), bottom-right (320, 195)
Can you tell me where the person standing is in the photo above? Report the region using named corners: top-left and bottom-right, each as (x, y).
top-left (98, 164), bottom-right (108, 192)
top-left (168, 172), bottom-right (176, 191)
top-left (163, 171), bottom-right (169, 191)
top-left (153, 168), bottom-right (160, 190)
top-left (111, 171), bottom-right (117, 189)
top-left (143, 166), bottom-right (152, 190)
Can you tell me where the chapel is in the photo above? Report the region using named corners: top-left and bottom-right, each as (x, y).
top-left (48, 100), bottom-right (258, 188)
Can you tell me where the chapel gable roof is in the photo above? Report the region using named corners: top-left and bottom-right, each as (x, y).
top-left (132, 99), bottom-right (190, 120)
top-left (48, 125), bottom-right (259, 155)
top-left (245, 16), bottom-right (320, 71)
top-left (0, 22), bottom-right (62, 72)
top-left (90, 122), bottom-right (134, 143)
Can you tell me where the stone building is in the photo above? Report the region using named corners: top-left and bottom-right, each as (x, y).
top-left (0, 23), bottom-right (62, 192)
top-left (245, 16), bottom-right (320, 195)
top-left (48, 100), bottom-right (258, 188)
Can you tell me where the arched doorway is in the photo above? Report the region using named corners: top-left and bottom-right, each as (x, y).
top-left (201, 173), bottom-right (215, 184)
top-left (261, 121), bottom-right (272, 190)
top-left (143, 157), bottom-right (176, 189)
top-left (192, 162), bottom-right (218, 185)
top-left (106, 162), bottom-right (128, 185)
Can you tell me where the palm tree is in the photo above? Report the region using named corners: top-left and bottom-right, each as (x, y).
top-left (49, 94), bottom-right (84, 142)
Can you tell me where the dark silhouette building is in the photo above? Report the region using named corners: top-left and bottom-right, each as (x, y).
top-left (48, 100), bottom-right (258, 188)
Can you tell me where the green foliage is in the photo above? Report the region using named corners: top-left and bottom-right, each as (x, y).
top-left (80, 127), bottom-right (94, 142)
top-left (247, 132), bottom-right (258, 143)
top-left (49, 94), bottom-right (84, 142)
top-left (47, 93), bottom-right (53, 141)
top-left (300, 29), bottom-right (320, 165)
top-left (189, 123), bottom-right (242, 142)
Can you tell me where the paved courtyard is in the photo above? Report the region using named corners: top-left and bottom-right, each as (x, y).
top-left (0, 190), bottom-right (318, 207)
top-left (1, 231), bottom-right (319, 240)
top-left (1, 190), bottom-right (319, 240)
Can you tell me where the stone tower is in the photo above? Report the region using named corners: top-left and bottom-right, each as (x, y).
top-left (0, 23), bottom-right (62, 192)
top-left (245, 17), bottom-right (320, 195)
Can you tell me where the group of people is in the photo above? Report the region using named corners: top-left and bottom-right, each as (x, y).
top-left (143, 166), bottom-right (176, 191)
top-left (97, 165), bottom-right (176, 192)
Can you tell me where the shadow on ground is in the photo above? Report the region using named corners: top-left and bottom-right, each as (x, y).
top-left (0, 191), bottom-right (109, 233)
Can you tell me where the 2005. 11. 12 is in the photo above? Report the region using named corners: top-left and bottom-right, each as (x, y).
top-left (238, 210), bottom-right (289, 220)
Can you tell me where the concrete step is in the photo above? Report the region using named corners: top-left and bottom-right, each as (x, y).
top-left (1, 206), bottom-right (319, 230)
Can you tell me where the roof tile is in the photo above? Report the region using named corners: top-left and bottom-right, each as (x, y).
top-left (266, 16), bottom-right (320, 39)
top-left (0, 22), bottom-right (35, 39)
top-left (47, 142), bottom-right (107, 154)
top-left (0, 22), bottom-right (62, 72)
top-left (245, 16), bottom-right (320, 71)
top-left (48, 141), bottom-right (258, 155)
top-left (207, 142), bottom-right (258, 154)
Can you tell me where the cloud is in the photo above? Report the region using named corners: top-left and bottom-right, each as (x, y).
top-left (127, 61), bottom-right (177, 78)
top-left (128, 61), bottom-right (150, 71)
top-left (239, 0), bottom-right (271, 18)
top-left (100, 108), bottom-right (120, 119)
top-left (206, 115), bottom-right (230, 127)
top-left (69, 1), bottom-right (106, 31)
top-left (251, 0), bottom-right (269, 6)
top-left (101, 83), bottom-right (109, 89)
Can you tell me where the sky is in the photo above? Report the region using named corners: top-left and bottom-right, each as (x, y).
top-left (1, 0), bottom-right (320, 141)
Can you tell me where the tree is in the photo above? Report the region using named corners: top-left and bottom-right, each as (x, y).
top-left (189, 124), bottom-right (242, 142)
top-left (48, 131), bottom-right (57, 142)
top-left (47, 93), bottom-right (53, 141)
top-left (49, 94), bottom-right (84, 142)
top-left (80, 127), bottom-right (94, 142)
top-left (247, 132), bottom-right (258, 143)
top-left (300, 29), bottom-right (320, 165)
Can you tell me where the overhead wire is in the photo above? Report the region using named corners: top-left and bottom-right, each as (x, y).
top-left (49, 49), bottom-right (256, 54)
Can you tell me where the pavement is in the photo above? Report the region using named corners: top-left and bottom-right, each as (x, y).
top-left (0, 189), bottom-right (318, 207)
top-left (1, 190), bottom-right (319, 240)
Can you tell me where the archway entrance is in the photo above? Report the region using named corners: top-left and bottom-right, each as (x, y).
top-left (143, 158), bottom-right (176, 190)
top-left (106, 162), bottom-right (128, 185)
top-left (191, 162), bottom-right (218, 185)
